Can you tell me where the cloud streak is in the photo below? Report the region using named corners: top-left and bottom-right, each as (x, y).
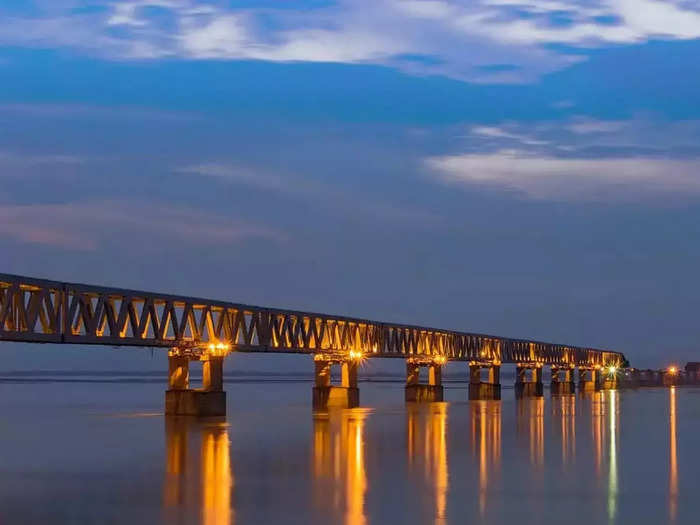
top-left (4, 0), bottom-right (700, 81)
top-left (179, 162), bottom-right (440, 226)
top-left (0, 200), bottom-right (284, 250)
top-left (427, 150), bottom-right (700, 201)
top-left (425, 117), bottom-right (700, 201)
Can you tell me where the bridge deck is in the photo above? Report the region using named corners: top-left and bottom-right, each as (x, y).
top-left (0, 273), bottom-right (624, 367)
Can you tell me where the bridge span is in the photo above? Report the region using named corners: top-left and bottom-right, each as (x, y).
top-left (0, 273), bottom-right (626, 415)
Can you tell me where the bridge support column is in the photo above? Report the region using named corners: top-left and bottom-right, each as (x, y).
top-left (165, 354), bottom-right (227, 417)
top-left (515, 364), bottom-right (543, 398)
top-left (600, 367), bottom-right (618, 390)
top-left (202, 356), bottom-right (224, 392)
top-left (405, 360), bottom-right (444, 402)
top-left (578, 367), bottom-right (600, 392)
top-left (663, 369), bottom-right (683, 387)
top-left (551, 366), bottom-right (575, 395)
top-left (469, 362), bottom-right (501, 400)
top-left (312, 356), bottom-right (360, 410)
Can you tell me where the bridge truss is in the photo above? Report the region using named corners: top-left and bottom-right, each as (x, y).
top-left (0, 273), bottom-right (624, 367)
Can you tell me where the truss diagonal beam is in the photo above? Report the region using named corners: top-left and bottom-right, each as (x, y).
top-left (0, 273), bottom-right (625, 367)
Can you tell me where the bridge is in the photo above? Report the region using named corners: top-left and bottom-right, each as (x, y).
top-left (0, 273), bottom-right (626, 415)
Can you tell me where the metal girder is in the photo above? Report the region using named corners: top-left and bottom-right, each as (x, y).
top-left (0, 273), bottom-right (625, 367)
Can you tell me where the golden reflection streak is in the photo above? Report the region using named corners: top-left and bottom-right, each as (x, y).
top-left (555, 395), bottom-right (576, 468)
top-left (433, 405), bottom-right (448, 523)
top-left (591, 392), bottom-right (604, 479)
top-left (313, 409), bottom-right (369, 525)
top-left (201, 424), bottom-right (233, 525)
top-left (470, 401), bottom-right (501, 518)
top-left (516, 397), bottom-right (544, 474)
top-left (407, 404), bottom-right (449, 523)
top-left (669, 386), bottom-right (678, 522)
top-left (164, 417), bottom-right (188, 507)
top-left (533, 398), bottom-right (544, 469)
top-left (518, 397), bottom-right (544, 469)
top-left (163, 418), bottom-right (234, 525)
top-left (607, 390), bottom-right (618, 524)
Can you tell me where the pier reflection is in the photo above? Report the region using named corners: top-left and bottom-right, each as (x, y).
top-left (552, 395), bottom-right (576, 468)
top-left (407, 403), bottom-right (449, 523)
top-left (470, 401), bottom-right (501, 517)
top-left (163, 417), bottom-right (233, 525)
top-left (669, 387), bottom-right (678, 522)
top-left (516, 397), bottom-right (544, 469)
top-left (312, 408), bottom-right (370, 525)
top-left (607, 390), bottom-right (618, 523)
top-left (591, 391), bottom-right (618, 523)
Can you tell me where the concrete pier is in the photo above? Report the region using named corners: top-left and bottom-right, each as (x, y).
top-left (165, 354), bottom-right (227, 417)
top-left (600, 369), bottom-right (618, 390)
top-left (578, 367), bottom-right (600, 392)
top-left (312, 357), bottom-right (360, 409)
top-left (405, 360), bottom-right (444, 402)
top-left (550, 366), bottom-right (576, 395)
top-left (663, 370), bottom-right (682, 387)
top-left (469, 362), bottom-right (501, 400)
top-left (515, 364), bottom-right (543, 398)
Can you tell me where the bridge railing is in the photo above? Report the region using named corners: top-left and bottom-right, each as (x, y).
top-left (0, 273), bottom-right (624, 366)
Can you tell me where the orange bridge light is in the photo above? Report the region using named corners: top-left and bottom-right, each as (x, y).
top-left (349, 350), bottom-right (363, 362)
top-left (206, 342), bottom-right (231, 357)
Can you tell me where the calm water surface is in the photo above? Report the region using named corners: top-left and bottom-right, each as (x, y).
top-left (0, 380), bottom-right (698, 524)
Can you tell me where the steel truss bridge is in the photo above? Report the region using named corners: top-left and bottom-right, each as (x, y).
top-left (0, 273), bottom-right (625, 367)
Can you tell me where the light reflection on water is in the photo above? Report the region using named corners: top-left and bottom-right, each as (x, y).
top-left (0, 382), bottom-right (695, 524)
top-left (669, 386), bottom-right (678, 522)
top-left (609, 390), bottom-right (619, 524)
top-left (552, 395), bottom-right (576, 468)
top-left (163, 417), bottom-right (233, 525)
top-left (407, 403), bottom-right (449, 524)
top-left (516, 397), bottom-right (544, 470)
top-left (470, 401), bottom-right (501, 517)
top-left (312, 408), bottom-right (369, 525)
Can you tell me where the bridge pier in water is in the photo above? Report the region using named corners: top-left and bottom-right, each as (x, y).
top-left (514, 363), bottom-right (543, 398)
top-left (551, 366), bottom-right (576, 395)
top-left (578, 367), bottom-right (601, 392)
top-left (405, 359), bottom-right (444, 402)
top-left (600, 370), bottom-right (618, 390)
top-left (469, 362), bottom-right (501, 400)
top-left (165, 353), bottom-right (227, 417)
top-left (312, 356), bottom-right (360, 410)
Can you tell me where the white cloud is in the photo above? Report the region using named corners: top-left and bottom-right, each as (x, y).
top-left (471, 125), bottom-right (550, 145)
top-left (179, 15), bottom-right (250, 57)
top-left (0, 200), bottom-right (284, 250)
top-left (3, 0), bottom-right (700, 82)
top-left (426, 149), bottom-right (700, 201)
top-left (393, 0), bottom-right (454, 19)
top-left (428, 117), bottom-right (700, 201)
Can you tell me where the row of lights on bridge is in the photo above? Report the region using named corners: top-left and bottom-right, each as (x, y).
top-left (199, 342), bottom-right (680, 376)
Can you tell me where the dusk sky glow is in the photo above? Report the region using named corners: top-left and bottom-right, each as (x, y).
top-left (3, 0), bottom-right (700, 368)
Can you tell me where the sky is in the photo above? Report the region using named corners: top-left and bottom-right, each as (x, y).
top-left (2, 0), bottom-right (700, 370)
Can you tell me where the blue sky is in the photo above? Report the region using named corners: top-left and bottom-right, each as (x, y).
top-left (2, 0), bottom-right (700, 369)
